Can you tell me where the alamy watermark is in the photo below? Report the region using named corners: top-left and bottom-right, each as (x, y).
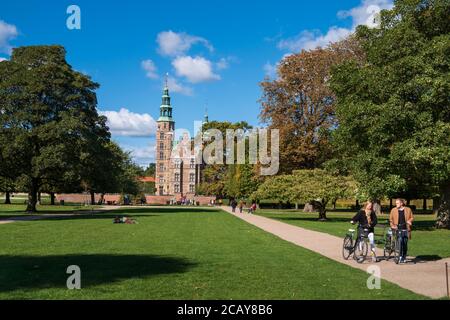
top-left (366, 265), bottom-right (381, 290)
top-left (66, 265), bottom-right (81, 289)
top-left (167, 121), bottom-right (279, 176)
top-left (66, 5), bottom-right (81, 30)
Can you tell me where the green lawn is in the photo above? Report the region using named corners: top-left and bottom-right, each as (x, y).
top-left (256, 210), bottom-right (450, 260)
top-left (0, 207), bottom-right (424, 299)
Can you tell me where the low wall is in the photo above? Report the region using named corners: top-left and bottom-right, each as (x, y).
top-left (56, 193), bottom-right (216, 206)
top-left (145, 195), bottom-right (216, 206)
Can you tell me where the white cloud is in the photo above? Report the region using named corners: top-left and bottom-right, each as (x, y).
top-left (156, 30), bottom-right (214, 57)
top-left (263, 62), bottom-right (277, 78)
top-left (123, 143), bottom-right (156, 167)
top-left (338, 0), bottom-right (393, 29)
top-left (0, 57), bottom-right (7, 62)
top-left (216, 57), bottom-right (229, 70)
top-left (141, 59), bottom-right (158, 79)
top-left (172, 55), bottom-right (220, 83)
top-left (100, 108), bottom-right (157, 137)
top-left (278, 27), bottom-right (352, 52)
top-left (0, 20), bottom-right (18, 55)
top-left (277, 0), bottom-right (393, 52)
top-left (167, 76), bottom-right (193, 96)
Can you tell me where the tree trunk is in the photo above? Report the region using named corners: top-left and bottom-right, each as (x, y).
top-left (26, 180), bottom-right (38, 213)
top-left (37, 192), bottom-right (41, 205)
top-left (4, 191), bottom-right (11, 204)
top-left (436, 185), bottom-right (450, 229)
top-left (295, 202), bottom-right (299, 210)
top-left (422, 199), bottom-right (427, 211)
top-left (406, 199), bottom-right (411, 206)
top-left (389, 198), bottom-right (393, 209)
top-left (90, 191), bottom-right (95, 206)
top-left (98, 193), bottom-right (105, 205)
top-left (333, 200), bottom-right (337, 210)
top-left (50, 192), bottom-right (55, 205)
top-left (355, 199), bottom-right (360, 210)
top-left (318, 200), bottom-right (327, 221)
top-left (433, 196), bottom-right (440, 215)
top-left (318, 208), bottom-right (327, 221)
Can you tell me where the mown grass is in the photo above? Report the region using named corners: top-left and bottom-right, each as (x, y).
top-left (256, 210), bottom-right (450, 260)
top-left (0, 207), bottom-right (424, 299)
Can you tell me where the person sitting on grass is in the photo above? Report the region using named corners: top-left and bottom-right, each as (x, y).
top-left (351, 201), bottom-right (379, 263)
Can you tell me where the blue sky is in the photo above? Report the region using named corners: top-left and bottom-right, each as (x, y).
top-left (0, 0), bottom-right (392, 167)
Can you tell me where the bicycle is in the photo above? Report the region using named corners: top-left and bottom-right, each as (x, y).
top-left (383, 227), bottom-right (396, 260)
top-left (342, 224), bottom-right (370, 263)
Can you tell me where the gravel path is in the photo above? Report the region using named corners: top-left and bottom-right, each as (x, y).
top-left (222, 206), bottom-right (450, 299)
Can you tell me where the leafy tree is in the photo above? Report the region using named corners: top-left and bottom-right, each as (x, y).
top-left (198, 120), bottom-right (256, 198)
top-left (259, 37), bottom-right (365, 173)
top-left (329, 0), bottom-right (450, 228)
top-left (0, 46), bottom-right (106, 212)
top-left (143, 163), bottom-right (156, 177)
top-left (0, 177), bottom-right (15, 204)
top-left (254, 169), bottom-right (356, 220)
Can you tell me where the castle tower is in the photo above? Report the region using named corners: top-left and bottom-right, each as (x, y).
top-left (155, 78), bottom-right (175, 196)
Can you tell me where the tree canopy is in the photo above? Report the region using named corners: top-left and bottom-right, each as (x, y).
top-left (329, 0), bottom-right (450, 227)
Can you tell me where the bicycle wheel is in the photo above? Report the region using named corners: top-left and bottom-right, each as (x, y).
top-left (393, 235), bottom-right (401, 264)
top-left (353, 238), bottom-right (368, 263)
top-left (342, 235), bottom-right (353, 260)
top-left (383, 234), bottom-right (393, 260)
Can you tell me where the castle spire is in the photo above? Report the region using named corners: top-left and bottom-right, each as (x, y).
top-left (204, 105), bottom-right (209, 123)
top-left (158, 73), bottom-right (174, 122)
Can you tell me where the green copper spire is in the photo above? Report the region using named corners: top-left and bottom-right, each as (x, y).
top-left (158, 74), bottom-right (174, 122)
top-left (204, 106), bottom-right (209, 123)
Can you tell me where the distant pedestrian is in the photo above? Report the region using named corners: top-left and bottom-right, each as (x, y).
top-left (231, 199), bottom-right (237, 213)
top-left (238, 201), bottom-right (244, 213)
top-left (248, 203), bottom-right (257, 214)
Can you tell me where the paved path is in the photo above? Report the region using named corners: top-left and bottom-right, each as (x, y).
top-left (221, 206), bottom-right (450, 299)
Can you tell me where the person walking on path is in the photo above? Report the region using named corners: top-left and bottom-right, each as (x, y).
top-left (231, 199), bottom-right (237, 213)
top-left (248, 202), bottom-right (257, 214)
top-left (351, 201), bottom-right (378, 263)
top-left (390, 198), bottom-right (414, 263)
top-left (238, 201), bottom-right (244, 213)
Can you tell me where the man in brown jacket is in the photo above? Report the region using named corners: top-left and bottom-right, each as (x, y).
top-left (390, 199), bottom-right (414, 263)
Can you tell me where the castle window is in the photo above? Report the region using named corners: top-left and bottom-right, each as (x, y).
top-left (189, 173), bottom-right (195, 182)
top-left (159, 176), bottom-right (164, 184)
top-left (174, 184), bottom-right (180, 193)
top-left (160, 142), bottom-right (164, 150)
top-left (190, 159), bottom-right (195, 169)
top-left (175, 173), bottom-right (180, 182)
top-left (160, 132), bottom-right (164, 140)
top-left (189, 184), bottom-right (195, 193)
top-left (159, 164), bottom-right (164, 172)
top-left (160, 152), bottom-right (164, 160)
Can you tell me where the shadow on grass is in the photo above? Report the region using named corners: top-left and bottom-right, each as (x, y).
top-left (0, 254), bottom-right (196, 292)
top-left (111, 207), bottom-right (221, 215)
top-left (272, 216), bottom-right (355, 223)
top-left (0, 207), bottom-right (222, 222)
top-left (413, 255), bottom-right (443, 262)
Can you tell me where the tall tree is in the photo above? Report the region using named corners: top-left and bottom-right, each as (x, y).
top-left (254, 169), bottom-right (356, 220)
top-left (259, 38), bottom-right (365, 173)
top-left (330, 0), bottom-right (450, 228)
top-left (0, 46), bottom-right (106, 212)
top-left (198, 121), bottom-right (256, 198)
